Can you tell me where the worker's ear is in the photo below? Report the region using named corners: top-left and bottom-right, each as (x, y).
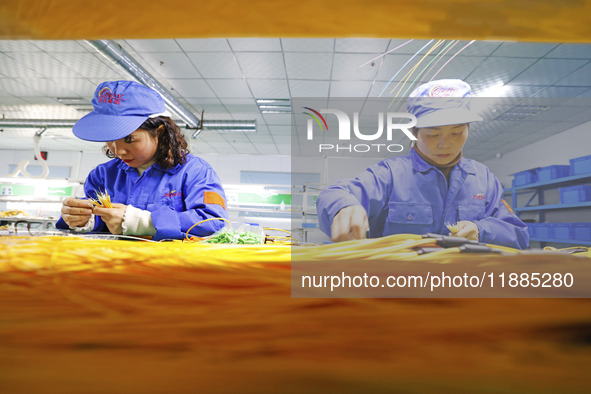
top-left (409, 127), bottom-right (419, 148)
top-left (409, 128), bottom-right (416, 148)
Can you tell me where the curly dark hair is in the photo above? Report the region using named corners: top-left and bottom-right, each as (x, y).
top-left (103, 116), bottom-right (189, 169)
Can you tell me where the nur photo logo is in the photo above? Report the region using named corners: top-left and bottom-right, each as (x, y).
top-left (303, 107), bottom-right (418, 154)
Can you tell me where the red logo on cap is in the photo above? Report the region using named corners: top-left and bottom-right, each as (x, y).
top-left (97, 87), bottom-right (125, 105)
top-left (429, 86), bottom-right (457, 97)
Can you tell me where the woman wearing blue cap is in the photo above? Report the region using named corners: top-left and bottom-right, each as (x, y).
top-left (316, 79), bottom-right (529, 249)
top-left (56, 80), bottom-right (228, 240)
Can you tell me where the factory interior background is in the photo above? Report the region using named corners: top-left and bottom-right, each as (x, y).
top-left (1, 38), bottom-right (591, 246)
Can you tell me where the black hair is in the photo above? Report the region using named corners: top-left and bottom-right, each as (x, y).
top-left (103, 116), bottom-right (189, 169)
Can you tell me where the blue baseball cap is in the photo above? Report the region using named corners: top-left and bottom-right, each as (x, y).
top-left (407, 79), bottom-right (483, 128)
top-left (73, 80), bottom-right (170, 142)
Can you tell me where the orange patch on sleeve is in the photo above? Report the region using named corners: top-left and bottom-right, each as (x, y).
top-left (501, 199), bottom-right (515, 215)
top-left (204, 191), bottom-right (226, 210)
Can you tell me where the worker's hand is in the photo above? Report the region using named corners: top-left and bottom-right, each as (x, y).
top-left (450, 220), bottom-right (479, 241)
top-left (331, 205), bottom-right (369, 242)
top-left (61, 197), bottom-right (93, 228)
top-left (93, 203), bottom-right (127, 235)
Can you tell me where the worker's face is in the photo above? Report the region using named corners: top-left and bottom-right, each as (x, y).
top-left (106, 129), bottom-right (158, 168)
top-left (415, 124), bottom-right (469, 165)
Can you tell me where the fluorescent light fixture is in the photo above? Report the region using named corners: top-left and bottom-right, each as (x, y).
top-left (55, 97), bottom-right (95, 113)
top-left (495, 105), bottom-right (549, 121)
top-left (476, 83), bottom-right (510, 97)
top-left (56, 97), bottom-right (86, 104)
top-left (259, 105), bottom-right (291, 110)
top-left (256, 99), bottom-right (290, 104)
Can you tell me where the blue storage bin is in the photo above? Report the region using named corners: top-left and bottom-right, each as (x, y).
top-left (536, 165), bottom-right (570, 182)
top-left (554, 223), bottom-right (573, 240)
top-left (526, 223), bottom-right (537, 238)
top-left (573, 223), bottom-right (591, 241)
top-left (560, 185), bottom-right (591, 204)
top-left (569, 155), bottom-right (591, 175)
top-left (302, 222), bottom-right (319, 228)
top-left (536, 223), bottom-right (553, 239)
top-left (512, 169), bottom-right (537, 186)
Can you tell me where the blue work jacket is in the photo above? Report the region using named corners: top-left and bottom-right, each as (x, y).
top-left (317, 149), bottom-right (529, 249)
top-left (57, 154), bottom-right (228, 240)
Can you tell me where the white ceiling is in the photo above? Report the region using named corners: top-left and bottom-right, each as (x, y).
top-left (1, 38), bottom-right (591, 160)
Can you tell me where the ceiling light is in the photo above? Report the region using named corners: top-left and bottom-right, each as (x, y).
top-left (476, 83), bottom-right (509, 97)
top-left (55, 97), bottom-right (95, 113)
top-left (259, 105), bottom-right (291, 110)
top-left (256, 99), bottom-right (290, 104)
top-left (495, 105), bottom-right (549, 121)
top-left (56, 97), bottom-right (87, 104)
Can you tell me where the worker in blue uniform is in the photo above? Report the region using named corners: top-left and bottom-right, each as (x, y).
top-left (56, 80), bottom-right (228, 240)
top-left (316, 79), bottom-right (529, 249)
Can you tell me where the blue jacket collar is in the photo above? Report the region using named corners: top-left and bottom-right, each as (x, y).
top-left (410, 147), bottom-right (476, 175)
top-left (116, 159), bottom-right (183, 175)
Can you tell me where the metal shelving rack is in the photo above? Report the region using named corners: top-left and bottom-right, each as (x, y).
top-left (291, 183), bottom-right (326, 244)
top-left (507, 173), bottom-right (591, 246)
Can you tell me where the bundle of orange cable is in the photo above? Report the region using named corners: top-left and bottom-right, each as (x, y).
top-left (1, 235), bottom-right (590, 393)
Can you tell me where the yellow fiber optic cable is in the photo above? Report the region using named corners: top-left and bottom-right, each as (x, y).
top-left (89, 189), bottom-right (113, 208)
top-left (184, 217), bottom-right (231, 241)
top-left (391, 39), bottom-right (443, 97)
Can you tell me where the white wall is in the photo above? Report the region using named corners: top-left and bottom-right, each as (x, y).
top-left (197, 154), bottom-right (291, 185)
top-left (0, 149), bottom-right (108, 182)
top-left (0, 149), bottom-right (293, 186)
top-left (483, 120), bottom-right (591, 188)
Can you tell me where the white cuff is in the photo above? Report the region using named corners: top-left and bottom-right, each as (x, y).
top-left (71, 215), bottom-right (95, 233)
top-left (122, 205), bottom-right (156, 236)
